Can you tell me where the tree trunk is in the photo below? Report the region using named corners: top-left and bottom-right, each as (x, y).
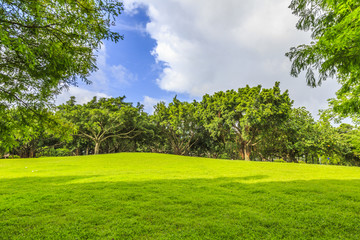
top-left (244, 144), bottom-right (251, 161)
top-left (240, 148), bottom-right (245, 160)
top-left (29, 148), bottom-right (34, 158)
top-left (94, 141), bottom-right (100, 155)
top-left (289, 152), bottom-right (296, 162)
top-left (240, 143), bottom-right (251, 161)
top-left (173, 145), bottom-right (182, 155)
top-left (239, 141), bottom-right (245, 160)
top-left (239, 141), bottom-right (251, 161)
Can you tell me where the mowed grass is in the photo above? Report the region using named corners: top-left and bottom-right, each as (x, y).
top-left (1, 153), bottom-right (360, 239)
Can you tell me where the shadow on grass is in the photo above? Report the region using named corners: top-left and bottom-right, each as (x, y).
top-left (1, 175), bottom-right (360, 239)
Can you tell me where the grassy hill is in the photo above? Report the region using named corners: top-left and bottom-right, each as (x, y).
top-left (1, 153), bottom-right (360, 239)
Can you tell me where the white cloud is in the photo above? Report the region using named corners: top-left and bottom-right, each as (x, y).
top-left (55, 87), bottom-right (111, 105)
top-left (56, 43), bottom-right (135, 105)
top-left (123, 1), bottom-right (145, 15)
top-left (142, 96), bottom-right (162, 114)
top-left (113, 22), bottom-right (147, 34)
top-left (109, 65), bottom-right (137, 85)
top-left (90, 44), bottom-right (136, 92)
top-left (125, 0), bottom-right (341, 118)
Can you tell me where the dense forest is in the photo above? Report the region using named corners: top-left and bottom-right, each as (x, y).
top-left (1, 83), bottom-right (359, 166)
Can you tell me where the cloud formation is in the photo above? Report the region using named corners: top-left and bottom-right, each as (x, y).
top-left (124, 0), bottom-right (341, 117)
top-left (91, 44), bottom-right (137, 92)
top-left (55, 87), bottom-right (111, 105)
top-left (142, 96), bottom-right (163, 114)
top-left (56, 44), bottom-right (135, 105)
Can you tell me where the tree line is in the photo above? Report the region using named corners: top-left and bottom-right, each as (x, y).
top-left (1, 83), bottom-right (359, 166)
top-left (1, 1), bottom-right (360, 167)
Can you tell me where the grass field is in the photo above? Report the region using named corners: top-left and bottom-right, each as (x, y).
top-left (1, 153), bottom-right (360, 239)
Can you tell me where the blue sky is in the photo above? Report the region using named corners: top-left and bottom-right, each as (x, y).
top-left (98, 7), bottom-right (165, 100)
top-left (57, 0), bottom-right (342, 117)
top-left (57, 5), bottom-right (187, 112)
top-left (57, 4), bottom-right (192, 113)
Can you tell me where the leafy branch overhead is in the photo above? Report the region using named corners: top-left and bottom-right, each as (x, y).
top-left (287, 0), bottom-right (360, 116)
top-left (0, 0), bottom-right (123, 106)
top-left (0, 0), bottom-right (124, 147)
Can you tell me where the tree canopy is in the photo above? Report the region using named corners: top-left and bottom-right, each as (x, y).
top-left (2, 91), bottom-right (360, 166)
top-left (286, 0), bottom-right (360, 116)
top-left (58, 96), bottom-right (143, 155)
top-left (0, 0), bottom-right (123, 145)
top-left (200, 82), bottom-right (292, 161)
top-left (153, 97), bottom-right (201, 156)
top-left (0, 0), bottom-right (123, 105)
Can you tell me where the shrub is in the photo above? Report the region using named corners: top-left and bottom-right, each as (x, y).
top-left (274, 158), bottom-right (285, 163)
top-left (38, 147), bottom-right (72, 157)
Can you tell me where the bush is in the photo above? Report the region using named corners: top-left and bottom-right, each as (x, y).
top-left (38, 147), bottom-right (73, 157)
top-left (274, 158), bottom-right (285, 163)
top-left (219, 153), bottom-right (230, 160)
top-left (54, 148), bottom-right (72, 156)
top-left (320, 155), bottom-right (342, 165)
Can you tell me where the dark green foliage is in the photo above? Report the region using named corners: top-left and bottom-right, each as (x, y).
top-left (263, 107), bottom-right (317, 162)
top-left (2, 87), bottom-right (360, 165)
top-left (199, 82), bottom-right (293, 161)
top-left (153, 97), bottom-right (203, 155)
top-left (0, 107), bottom-right (72, 157)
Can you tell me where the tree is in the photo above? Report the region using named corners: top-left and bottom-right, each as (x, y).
top-left (0, 0), bottom-right (123, 143)
top-left (0, 107), bottom-right (72, 157)
top-left (336, 123), bottom-right (360, 166)
top-left (313, 116), bottom-right (344, 165)
top-left (200, 83), bottom-right (292, 161)
top-left (286, 0), bottom-right (360, 116)
top-left (153, 97), bottom-right (200, 155)
top-left (58, 96), bottom-right (142, 155)
top-left (279, 107), bottom-right (317, 162)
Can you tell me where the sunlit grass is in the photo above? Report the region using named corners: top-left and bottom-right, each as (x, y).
top-left (1, 153), bottom-right (360, 239)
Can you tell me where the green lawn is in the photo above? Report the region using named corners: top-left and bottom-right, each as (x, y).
top-left (1, 153), bottom-right (360, 239)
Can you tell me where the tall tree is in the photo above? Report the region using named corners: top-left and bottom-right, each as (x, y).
top-left (286, 0), bottom-right (360, 116)
top-left (0, 0), bottom-right (123, 144)
top-left (200, 83), bottom-right (292, 161)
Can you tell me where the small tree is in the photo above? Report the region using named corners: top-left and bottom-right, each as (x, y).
top-left (1, 107), bottom-right (72, 158)
top-left (58, 96), bottom-right (142, 155)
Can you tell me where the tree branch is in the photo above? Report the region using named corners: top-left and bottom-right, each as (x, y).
top-left (0, 19), bottom-right (57, 29)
